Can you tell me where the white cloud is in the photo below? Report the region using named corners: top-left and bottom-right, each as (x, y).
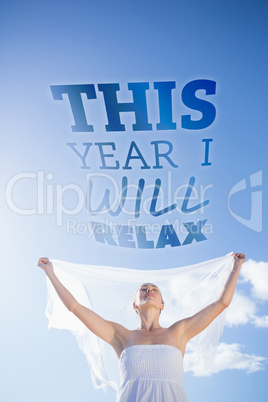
top-left (224, 291), bottom-right (268, 328)
top-left (225, 292), bottom-right (256, 326)
top-left (241, 259), bottom-right (268, 301)
top-left (252, 315), bottom-right (268, 328)
top-left (184, 342), bottom-right (267, 377)
top-left (183, 260), bottom-right (268, 377)
top-left (222, 259), bottom-right (268, 329)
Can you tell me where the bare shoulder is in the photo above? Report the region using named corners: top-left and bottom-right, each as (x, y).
top-left (169, 318), bottom-right (186, 335)
top-left (109, 321), bottom-right (132, 357)
top-left (168, 320), bottom-right (188, 356)
top-left (111, 321), bottom-right (130, 337)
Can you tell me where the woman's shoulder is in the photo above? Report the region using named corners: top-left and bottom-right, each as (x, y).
top-left (110, 323), bottom-right (133, 358)
top-left (168, 318), bottom-right (185, 333)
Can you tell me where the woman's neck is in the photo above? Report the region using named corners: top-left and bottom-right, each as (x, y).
top-left (138, 309), bottom-right (162, 331)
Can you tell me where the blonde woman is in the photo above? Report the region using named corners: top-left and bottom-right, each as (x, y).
top-left (38, 253), bottom-right (246, 401)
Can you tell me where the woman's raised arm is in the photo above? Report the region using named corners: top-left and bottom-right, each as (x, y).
top-left (171, 253), bottom-right (246, 344)
top-left (38, 258), bottom-right (77, 311)
top-left (38, 258), bottom-right (127, 350)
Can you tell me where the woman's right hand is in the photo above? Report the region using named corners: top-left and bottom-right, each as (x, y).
top-left (38, 257), bottom-right (53, 273)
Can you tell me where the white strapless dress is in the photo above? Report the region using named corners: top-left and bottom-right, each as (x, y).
top-left (117, 344), bottom-right (188, 402)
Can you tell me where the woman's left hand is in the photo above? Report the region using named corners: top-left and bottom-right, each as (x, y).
top-left (233, 252), bottom-right (246, 265)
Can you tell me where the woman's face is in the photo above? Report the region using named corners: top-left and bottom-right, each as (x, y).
top-left (133, 283), bottom-right (164, 314)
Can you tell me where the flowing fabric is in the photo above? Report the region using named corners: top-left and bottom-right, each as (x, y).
top-left (46, 252), bottom-right (234, 391)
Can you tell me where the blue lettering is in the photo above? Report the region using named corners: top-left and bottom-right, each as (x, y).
top-left (154, 81), bottom-right (176, 130)
top-left (117, 225), bottom-right (136, 248)
top-left (156, 224), bottom-right (181, 248)
top-left (201, 138), bottom-right (213, 166)
top-left (181, 176), bottom-right (209, 213)
top-left (134, 179), bottom-right (145, 218)
top-left (87, 176), bottom-right (128, 216)
top-left (123, 141), bottom-right (150, 170)
top-left (91, 222), bottom-right (117, 246)
top-left (98, 83), bottom-right (152, 132)
top-left (50, 84), bottom-right (96, 132)
top-left (181, 79), bottom-right (216, 130)
top-left (151, 140), bottom-right (178, 169)
top-left (66, 142), bottom-right (92, 169)
top-left (135, 225), bottom-right (154, 248)
top-left (95, 142), bottom-right (119, 169)
top-left (182, 220), bottom-right (208, 245)
top-left (150, 179), bottom-right (177, 216)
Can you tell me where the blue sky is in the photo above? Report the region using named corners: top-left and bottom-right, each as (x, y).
top-left (1, 0), bottom-right (267, 401)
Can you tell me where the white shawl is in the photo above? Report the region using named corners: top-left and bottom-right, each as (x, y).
top-left (46, 252), bottom-right (233, 391)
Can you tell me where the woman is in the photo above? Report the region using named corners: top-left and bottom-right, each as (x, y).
top-left (38, 253), bottom-right (246, 401)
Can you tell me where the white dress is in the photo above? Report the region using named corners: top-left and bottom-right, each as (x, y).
top-left (117, 344), bottom-right (188, 402)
